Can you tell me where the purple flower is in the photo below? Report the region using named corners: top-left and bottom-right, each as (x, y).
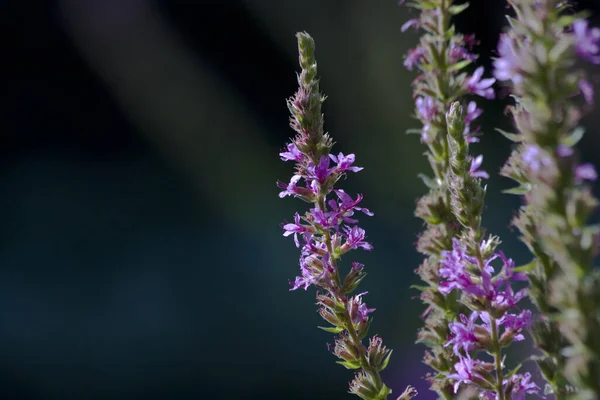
top-left (401, 18), bottom-right (419, 32)
top-left (280, 142), bottom-right (304, 162)
top-left (329, 190), bottom-right (374, 225)
top-left (522, 145), bottom-right (552, 172)
top-left (575, 163), bottom-right (598, 183)
top-left (416, 96), bottom-right (439, 142)
top-left (446, 312), bottom-right (480, 355)
top-left (438, 239), bottom-right (483, 295)
top-left (466, 67), bottom-right (496, 99)
top-left (464, 101), bottom-right (483, 143)
top-left (447, 354), bottom-right (485, 394)
top-left (449, 44), bottom-right (477, 64)
top-left (330, 152), bottom-right (364, 173)
top-left (573, 19), bottom-right (600, 64)
top-left (579, 78), bottom-right (595, 104)
top-left (501, 310), bottom-right (532, 342)
top-left (343, 225), bottom-right (374, 251)
top-left (493, 35), bottom-right (522, 84)
top-left (291, 253), bottom-right (332, 291)
top-left (469, 155), bottom-right (489, 179)
top-left (306, 155), bottom-right (332, 185)
top-left (465, 101), bottom-right (483, 124)
top-left (404, 47), bottom-right (425, 70)
top-left (283, 212), bottom-right (314, 247)
top-left (348, 292), bottom-right (375, 323)
top-left (278, 175), bottom-right (305, 198)
top-left (507, 373), bottom-right (539, 400)
top-left (557, 144), bottom-right (574, 158)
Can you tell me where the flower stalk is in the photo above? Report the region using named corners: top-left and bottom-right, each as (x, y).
top-left (495, 1), bottom-right (600, 398)
top-left (278, 32), bottom-right (416, 400)
top-left (400, 1), bottom-right (498, 397)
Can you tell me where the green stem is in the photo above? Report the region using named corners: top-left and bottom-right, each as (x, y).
top-left (490, 317), bottom-right (506, 400)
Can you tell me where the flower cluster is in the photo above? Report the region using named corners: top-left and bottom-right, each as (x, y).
top-left (496, 1), bottom-right (600, 397)
top-left (401, 1), bottom-right (500, 398)
top-left (278, 32), bottom-right (416, 400)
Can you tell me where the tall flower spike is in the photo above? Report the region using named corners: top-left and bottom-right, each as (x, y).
top-left (442, 103), bottom-right (538, 400)
top-left (496, 1), bottom-right (600, 398)
top-left (400, 1), bottom-right (499, 398)
top-left (278, 32), bottom-right (416, 400)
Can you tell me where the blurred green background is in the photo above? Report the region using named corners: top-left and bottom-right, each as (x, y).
top-left (1, 0), bottom-right (599, 398)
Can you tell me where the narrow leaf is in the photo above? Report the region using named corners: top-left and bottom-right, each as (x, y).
top-left (379, 350), bottom-right (393, 372)
top-left (448, 2), bottom-right (469, 15)
top-left (318, 325), bottom-right (344, 333)
top-left (418, 173), bottom-right (439, 189)
top-left (336, 360), bottom-right (361, 370)
top-left (502, 184), bottom-right (532, 195)
top-left (495, 128), bottom-right (523, 142)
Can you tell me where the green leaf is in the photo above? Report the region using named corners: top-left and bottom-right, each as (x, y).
top-left (448, 2), bottom-right (469, 15)
top-left (410, 284), bottom-right (429, 292)
top-left (495, 128), bottom-right (522, 142)
top-left (379, 350), bottom-right (393, 372)
top-left (336, 360), bottom-right (361, 370)
top-left (405, 129), bottom-right (423, 135)
top-left (562, 127), bottom-right (585, 147)
top-left (418, 173), bottom-right (439, 189)
top-left (558, 12), bottom-right (590, 28)
top-left (502, 184), bottom-right (532, 195)
top-left (505, 363), bottom-right (523, 379)
top-left (318, 325), bottom-right (344, 333)
top-left (513, 259), bottom-right (536, 273)
top-left (376, 384), bottom-right (393, 400)
top-left (448, 59), bottom-right (472, 72)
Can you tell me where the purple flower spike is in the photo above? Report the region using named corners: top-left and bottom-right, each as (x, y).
top-left (466, 67), bottom-right (496, 99)
top-left (573, 19), bottom-right (600, 64)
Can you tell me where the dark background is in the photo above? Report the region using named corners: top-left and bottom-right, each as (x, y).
top-left (1, 1), bottom-right (600, 399)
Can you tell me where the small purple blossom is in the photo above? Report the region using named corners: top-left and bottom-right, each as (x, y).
top-left (573, 19), bottom-right (600, 64)
top-left (283, 212), bottom-right (313, 247)
top-left (343, 226), bottom-right (373, 251)
top-left (280, 143), bottom-right (304, 162)
top-left (466, 67), bottom-right (496, 99)
top-left (449, 44), bottom-right (477, 64)
top-left (575, 163), bottom-right (598, 183)
top-left (579, 78), bottom-right (595, 104)
top-left (469, 155), bottom-right (489, 179)
top-left (348, 292), bottom-right (376, 323)
top-left (447, 354), bottom-right (485, 394)
top-left (404, 47), bottom-right (425, 71)
top-left (522, 144), bottom-right (553, 172)
top-left (401, 18), bottom-right (419, 32)
top-left (493, 35), bottom-right (522, 84)
top-left (507, 373), bottom-right (540, 400)
top-left (501, 310), bottom-right (532, 342)
top-left (330, 152), bottom-right (364, 173)
top-left (557, 144), bottom-right (574, 158)
top-left (446, 312), bottom-right (480, 354)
